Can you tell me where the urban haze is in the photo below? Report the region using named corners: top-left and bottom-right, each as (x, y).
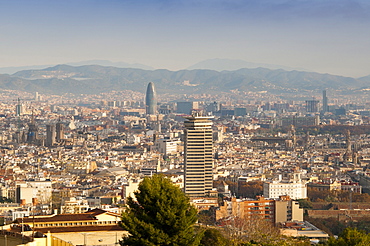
top-left (0, 1), bottom-right (370, 246)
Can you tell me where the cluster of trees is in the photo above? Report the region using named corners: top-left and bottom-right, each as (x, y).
top-left (199, 226), bottom-right (310, 246)
top-left (220, 216), bottom-right (310, 246)
top-left (120, 175), bottom-right (310, 246)
top-left (326, 228), bottom-right (370, 246)
top-left (213, 180), bottom-right (236, 196)
top-left (308, 187), bottom-right (370, 203)
top-left (0, 196), bottom-right (12, 203)
top-left (237, 181), bottom-right (264, 198)
top-left (301, 188), bottom-right (370, 236)
top-left (305, 216), bottom-right (370, 236)
top-left (213, 179), bottom-right (263, 198)
top-left (120, 175), bottom-right (200, 245)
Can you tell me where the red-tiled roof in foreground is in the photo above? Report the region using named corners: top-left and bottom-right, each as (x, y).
top-left (34, 225), bottom-right (124, 233)
top-left (14, 208), bottom-right (119, 224)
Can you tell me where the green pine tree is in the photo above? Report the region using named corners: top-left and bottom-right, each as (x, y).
top-left (327, 227), bottom-right (370, 246)
top-left (120, 174), bottom-right (201, 246)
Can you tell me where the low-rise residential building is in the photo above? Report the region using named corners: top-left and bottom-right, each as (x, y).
top-left (280, 221), bottom-right (329, 243)
top-left (12, 209), bottom-right (126, 246)
top-left (307, 180), bottom-right (341, 191)
top-left (60, 197), bottom-right (90, 214)
top-left (274, 195), bottom-right (303, 223)
top-left (216, 196), bottom-right (303, 224)
top-left (15, 208), bottom-right (120, 231)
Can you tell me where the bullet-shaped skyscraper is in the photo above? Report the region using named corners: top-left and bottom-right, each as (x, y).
top-left (145, 82), bottom-right (157, 115)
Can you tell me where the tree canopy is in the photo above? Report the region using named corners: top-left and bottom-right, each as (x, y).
top-left (200, 228), bottom-right (228, 246)
top-left (120, 174), bottom-right (200, 246)
top-left (0, 196), bottom-right (13, 203)
top-left (326, 227), bottom-right (370, 246)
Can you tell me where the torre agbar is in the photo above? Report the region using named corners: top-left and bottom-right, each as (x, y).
top-left (145, 82), bottom-right (157, 115)
top-left (184, 114), bottom-right (214, 197)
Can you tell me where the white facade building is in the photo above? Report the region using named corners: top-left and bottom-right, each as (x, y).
top-left (16, 180), bottom-right (53, 204)
top-left (263, 181), bottom-right (307, 200)
top-left (122, 178), bottom-right (142, 201)
top-left (154, 138), bottom-right (180, 155)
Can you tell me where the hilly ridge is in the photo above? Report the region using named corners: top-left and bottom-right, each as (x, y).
top-left (187, 58), bottom-right (311, 72)
top-left (0, 65), bottom-right (367, 95)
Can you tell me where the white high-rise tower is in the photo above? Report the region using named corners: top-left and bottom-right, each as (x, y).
top-left (184, 113), bottom-right (214, 197)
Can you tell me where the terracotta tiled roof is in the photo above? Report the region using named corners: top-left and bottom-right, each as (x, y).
top-left (17, 213), bottom-right (97, 223)
top-left (34, 225), bottom-right (124, 233)
top-left (15, 208), bottom-right (119, 223)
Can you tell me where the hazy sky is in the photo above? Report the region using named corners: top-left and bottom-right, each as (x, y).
top-left (0, 0), bottom-right (369, 77)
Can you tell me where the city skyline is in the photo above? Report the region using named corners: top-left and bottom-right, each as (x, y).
top-left (0, 68), bottom-right (370, 243)
top-left (0, 1), bottom-right (370, 77)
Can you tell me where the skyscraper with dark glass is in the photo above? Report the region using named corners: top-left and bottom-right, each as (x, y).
top-left (46, 124), bottom-right (56, 147)
top-left (145, 82), bottom-right (157, 115)
top-left (305, 99), bottom-right (319, 113)
top-left (322, 90), bottom-right (328, 113)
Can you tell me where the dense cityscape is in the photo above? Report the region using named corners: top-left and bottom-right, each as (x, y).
top-left (1, 76), bottom-right (370, 245)
top-left (2, 0), bottom-right (370, 244)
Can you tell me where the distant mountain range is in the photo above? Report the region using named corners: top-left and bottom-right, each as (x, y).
top-left (0, 60), bottom-right (154, 75)
top-left (187, 58), bottom-right (312, 72)
top-left (0, 64), bottom-right (368, 95)
top-left (65, 60), bottom-right (154, 70)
